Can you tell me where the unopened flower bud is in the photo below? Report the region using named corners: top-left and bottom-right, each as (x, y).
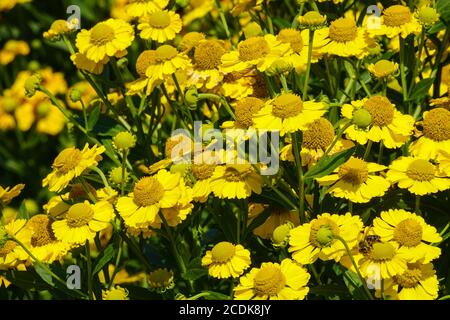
top-left (243, 22), bottom-right (263, 38)
top-left (298, 11), bottom-right (327, 29)
top-left (24, 73), bottom-right (42, 98)
top-left (352, 109), bottom-right (372, 129)
top-left (113, 131), bottom-right (136, 150)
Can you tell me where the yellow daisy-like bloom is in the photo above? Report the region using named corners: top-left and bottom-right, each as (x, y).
top-left (316, 157), bottom-right (390, 203)
top-left (386, 156), bottom-right (450, 195)
top-left (187, 39), bottom-right (226, 90)
top-left (320, 17), bottom-right (368, 58)
top-left (221, 96), bottom-right (265, 132)
top-left (159, 183), bottom-right (193, 227)
top-left (43, 144), bottom-right (105, 192)
top-left (381, 262), bottom-right (439, 300)
top-left (234, 259), bottom-right (310, 300)
top-left (359, 241), bottom-right (409, 281)
top-left (252, 93), bottom-right (327, 136)
top-left (277, 28), bottom-right (328, 73)
top-left (71, 52), bottom-right (109, 75)
top-left (373, 209), bottom-right (442, 263)
top-left (0, 40), bottom-right (30, 65)
top-left (437, 149), bottom-right (450, 176)
top-left (342, 96), bottom-right (414, 148)
top-left (0, 219), bottom-right (31, 268)
top-left (220, 70), bottom-right (266, 100)
top-left (102, 285), bottom-right (129, 300)
top-left (144, 45), bottom-right (191, 81)
top-left (138, 10), bottom-right (182, 43)
top-left (148, 268), bottom-right (175, 292)
top-left (209, 163), bottom-right (263, 199)
top-left (201, 241), bottom-right (251, 279)
top-left (250, 208), bottom-right (300, 240)
top-left (76, 18), bottom-right (134, 63)
top-left (24, 215), bottom-right (70, 264)
top-left (126, 49), bottom-right (162, 96)
top-left (52, 200), bottom-right (114, 245)
top-left (0, 183), bottom-right (24, 205)
top-left (116, 170), bottom-right (183, 228)
top-left (289, 212), bottom-right (363, 265)
top-left (191, 162), bottom-right (216, 203)
top-left (182, 0), bottom-right (214, 26)
top-left (409, 108), bottom-right (450, 159)
top-left (125, 0), bottom-right (169, 18)
top-left (367, 5), bottom-right (421, 39)
top-left (220, 34), bottom-right (292, 73)
top-left (368, 59), bottom-right (399, 79)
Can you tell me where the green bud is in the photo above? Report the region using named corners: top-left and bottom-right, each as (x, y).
top-left (243, 22), bottom-right (263, 38)
top-left (37, 102), bottom-right (52, 117)
top-left (185, 87), bottom-right (198, 108)
top-left (113, 131), bottom-right (136, 150)
top-left (272, 223), bottom-right (292, 245)
top-left (316, 225), bottom-right (334, 247)
top-left (109, 167), bottom-right (128, 185)
top-left (28, 60), bottom-right (41, 72)
top-left (69, 88), bottom-right (82, 103)
top-left (352, 109), bottom-right (372, 129)
top-left (117, 57), bottom-right (128, 69)
top-left (417, 7), bottom-right (439, 27)
top-left (24, 73), bottom-right (42, 98)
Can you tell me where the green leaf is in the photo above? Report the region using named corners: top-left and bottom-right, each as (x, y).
top-left (34, 263), bottom-right (54, 287)
top-left (304, 146), bottom-right (356, 181)
top-left (181, 268), bottom-right (208, 281)
top-left (437, 0), bottom-right (450, 26)
top-left (87, 106), bottom-right (101, 131)
top-left (203, 291), bottom-right (231, 300)
top-left (5, 270), bottom-right (49, 291)
top-left (92, 243), bottom-right (116, 275)
top-left (408, 78), bottom-right (434, 101)
top-left (428, 20), bottom-right (446, 34)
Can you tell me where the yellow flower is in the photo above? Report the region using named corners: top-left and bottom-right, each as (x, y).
top-left (251, 208), bottom-right (300, 240)
top-left (143, 45), bottom-right (191, 83)
top-left (23, 215), bottom-right (71, 264)
top-left (125, 0), bottom-right (169, 18)
top-left (221, 96), bottom-right (265, 131)
top-left (278, 28), bottom-right (328, 73)
top-left (0, 219), bottom-right (31, 268)
top-left (52, 200), bottom-right (114, 245)
top-left (187, 39), bottom-right (226, 90)
top-left (289, 212), bottom-right (363, 264)
top-left (386, 156), bottom-right (450, 195)
top-left (0, 184), bottom-right (24, 205)
top-left (437, 149), bottom-right (450, 176)
top-left (43, 144), bottom-right (105, 192)
top-left (220, 70), bottom-right (265, 100)
top-left (202, 241), bottom-right (251, 279)
top-left (220, 34), bottom-right (292, 73)
top-left (373, 209), bottom-right (441, 263)
top-left (76, 18), bottom-right (134, 63)
top-left (368, 60), bottom-right (399, 79)
top-left (102, 286), bottom-right (129, 300)
top-left (182, 0), bottom-right (214, 26)
top-left (320, 17), bottom-right (369, 58)
top-left (316, 157), bottom-right (390, 203)
top-left (359, 241), bottom-right (409, 280)
top-left (148, 268), bottom-right (174, 292)
top-left (138, 10), bottom-right (182, 43)
top-left (0, 40), bottom-right (30, 65)
top-left (116, 170), bottom-right (184, 228)
top-left (209, 163), bottom-right (263, 199)
top-left (341, 96), bottom-right (414, 148)
top-left (367, 4), bottom-right (421, 39)
top-left (380, 262), bottom-right (439, 300)
top-left (234, 259), bottom-right (310, 300)
top-left (159, 182), bottom-right (194, 227)
top-left (191, 162), bottom-right (216, 203)
top-left (252, 93), bottom-right (327, 136)
top-left (71, 53), bottom-right (109, 75)
top-left (409, 108), bottom-right (450, 159)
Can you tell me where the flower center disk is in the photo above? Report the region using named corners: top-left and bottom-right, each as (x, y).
top-left (394, 218), bottom-right (423, 247)
top-left (194, 40), bottom-right (226, 70)
top-left (133, 177), bottom-right (165, 206)
top-left (338, 157), bottom-right (369, 185)
top-left (156, 45), bottom-right (178, 62)
top-left (394, 266), bottom-right (422, 288)
top-left (211, 241), bottom-right (236, 263)
top-left (253, 265), bottom-right (286, 296)
top-left (383, 5), bottom-right (412, 27)
top-left (238, 37), bottom-right (270, 61)
top-left (147, 11), bottom-right (171, 28)
top-left (235, 97), bottom-right (264, 128)
top-left (406, 159), bottom-right (435, 182)
top-left (422, 108), bottom-right (450, 141)
top-left (302, 118), bottom-right (335, 150)
top-left (192, 163), bottom-right (216, 180)
top-left (90, 23), bottom-right (115, 46)
top-left (224, 164), bottom-right (252, 182)
top-left (271, 93), bottom-right (303, 119)
top-left (309, 218), bottom-right (339, 247)
top-left (52, 147), bottom-right (82, 174)
top-left (329, 18), bottom-right (358, 42)
top-left (370, 242), bottom-right (395, 261)
top-left (277, 29), bottom-right (303, 53)
top-left (136, 50), bottom-right (158, 77)
top-left (66, 203), bottom-right (94, 228)
top-left (363, 96), bottom-right (395, 126)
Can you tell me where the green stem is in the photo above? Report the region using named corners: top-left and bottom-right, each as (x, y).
top-left (121, 149), bottom-right (128, 196)
top-left (415, 195), bottom-right (421, 215)
top-left (85, 240), bottom-right (93, 300)
top-left (215, 0), bottom-right (232, 42)
top-left (363, 140), bottom-right (373, 161)
top-left (399, 37), bottom-right (409, 106)
top-left (108, 238), bottom-right (123, 289)
top-left (80, 98), bottom-right (89, 132)
top-left (377, 141), bottom-right (384, 164)
top-left (303, 30), bottom-right (315, 100)
top-left (334, 235), bottom-right (374, 300)
top-left (90, 166), bottom-right (110, 189)
top-left (197, 93), bottom-right (235, 119)
top-left (323, 121), bottom-right (352, 158)
top-left (348, 200), bottom-right (353, 213)
top-left (292, 133), bottom-right (305, 223)
top-left (279, 74), bottom-right (289, 93)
